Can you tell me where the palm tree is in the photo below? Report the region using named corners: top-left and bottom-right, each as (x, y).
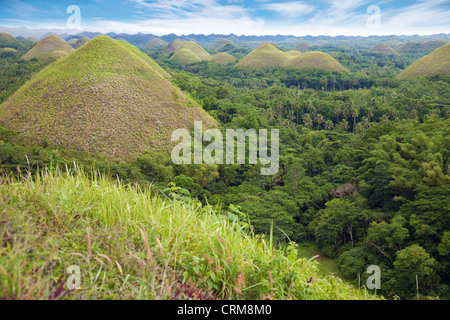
top-left (316, 114), bottom-right (324, 130)
top-left (367, 107), bottom-right (374, 123)
top-left (340, 119), bottom-right (349, 131)
top-left (333, 103), bottom-right (342, 123)
top-left (303, 113), bottom-right (313, 129)
top-left (331, 76), bottom-right (337, 91)
top-left (351, 107), bottom-right (360, 132)
top-left (324, 120), bottom-right (334, 131)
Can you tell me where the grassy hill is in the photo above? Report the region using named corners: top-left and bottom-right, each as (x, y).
top-left (237, 43), bottom-right (289, 69)
top-left (177, 41), bottom-right (212, 60)
top-left (294, 42), bottom-right (311, 52)
top-left (237, 43), bottom-right (347, 72)
top-left (396, 40), bottom-right (448, 58)
top-left (163, 39), bottom-right (186, 54)
top-left (67, 38), bottom-right (78, 46)
top-left (0, 36), bottom-right (216, 161)
top-left (286, 52), bottom-right (348, 72)
top-left (170, 48), bottom-right (202, 65)
top-left (370, 44), bottom-right (397, 55)
top-left (0, 169), bottom-right (379, 300)
top-left (16, 36), bottom-right (38, 47)
top-left (422, 40), bottom-right (448, 51)
top-left (209, 52), bottom-right (236, 64)
top-left (0, 32), bottom-right (28, 50)
top-left (20, 35), bottom-right (74, 60)
top-left (397, 43), bottom-right (450, 79)
top-left (212, 38), bottom-right (237, 52)
top-left (116, 39), bottom-right (171, 79)
top-left (142, 38), bottom-right (167, 51)
top-left (73, 37), bottom-right (90, 49)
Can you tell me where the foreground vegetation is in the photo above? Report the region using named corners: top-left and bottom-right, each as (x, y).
top-left (0, 169), bottom-right (376, 300)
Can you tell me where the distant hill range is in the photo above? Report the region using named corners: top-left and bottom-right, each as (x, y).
top-left (0, 36), bottom-right (216, 161)
top-left (1, 26), bottom-right (448, 50)
top-left (397, 43), bottom-right (450, 79)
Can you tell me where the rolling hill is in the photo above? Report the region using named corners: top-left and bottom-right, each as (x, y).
top-left (396, 40), bottom-right (448, 58)
top-left (169, 48), bottom-right (202, 65)
top-left (0, 32), bottom-right (27, 50)
top-left (212, 38), bottom-right (237, 52)
top-left (209, 52), bottom-right (236, 64)
top-left (236, 43), bottom-right (289, 69)
top-left (168, 41), bottom-right (212, 65)
top-left (163, 39), bottom-right (186, 54)
top-left (397, 43), bottom-right (450, 79)
top-left (294, 42), bottom-right (311, 52)
top-left (237, 43), bottom-right (347, 72)
top-left (0, 36), bottom-right (216, 161)
top-left (176, 41), bottom-right (211, 60)
top-left (370, 44), bottom-right (397, 55)
top-left (67, 38), bottom-right (79, 46)
top-left (20, 34), bottom-right (74, 60)
top-left (73, 37), bottom-right (90, 49)
top-left (142, 37), bottom-right (167, 51)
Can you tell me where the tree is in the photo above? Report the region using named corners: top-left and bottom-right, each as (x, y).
top-left (394, 244), bottom-right (436, 298)
top-left (302, 113), bottom-right (313, 129)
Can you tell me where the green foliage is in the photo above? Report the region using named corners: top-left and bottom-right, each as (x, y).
top-left (0, 170), bottom-right (377, 300)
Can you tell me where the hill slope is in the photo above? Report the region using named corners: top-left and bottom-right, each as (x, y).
top-left (73, 37), bottom-right (90, 49)
top-left (142, 38), bottom-right (167, 51)
top-left (0, 36), bottom-right (216, 161)
top-left (209, 52), bottom-right (236, 64)
top-left (20, 34), bottom-right (74, 60)
top-left (236, 43), bottom-right (289, 69)
top-left (176, 41), bottom-right (212, 60)
top-left (212, 38), bottom-right (237, 52)
top-left (397, 43), bottom-right (450, 79)
top-left (163, 39), bottom-right (186, 54)
top-left (0, 170), bottom-right (379, 300)
top-left (0, 32), bottom-right (28, 50)
top-left (116, 39), bottom-right (171, 79)
top-left (237, 43), bottom-right (347, 72)
top-left (294, 42), bottom-right (311, 52)
top-left (370, 44), bottom-right (396, 55)
top-left (286, 51), bottom-right (348, 72)
top-left (170, 48), bottom-right (202, 65)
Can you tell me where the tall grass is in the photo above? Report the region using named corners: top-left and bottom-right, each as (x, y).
top-left (0, 167), bottom-right (380, 300)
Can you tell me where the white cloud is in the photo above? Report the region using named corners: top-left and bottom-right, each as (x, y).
top-left (263, 2), bottom-right (316, 18)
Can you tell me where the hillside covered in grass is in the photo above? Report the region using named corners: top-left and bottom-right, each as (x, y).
top-left (237, 43), bottom-right (347, 72)
top-left (398, 43), bottom-right (450, 79)
top-left (0, 169), bottom-right (378, 300)
top-left (0, 36), bottom-right (216, 161)
top-left (20, 34), bottom-right (74, 61)
top-left (209, 52), bottom-right (236, 64)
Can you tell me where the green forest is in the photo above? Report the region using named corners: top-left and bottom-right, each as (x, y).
top-left (0, 34), bottom-right (449, 300)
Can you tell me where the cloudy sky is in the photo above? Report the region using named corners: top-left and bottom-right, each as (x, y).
top-left (0, 0), bottom-right (449, 36)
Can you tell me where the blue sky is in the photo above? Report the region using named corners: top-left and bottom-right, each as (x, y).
top-left (1, 0), bottom-right (449, 36)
